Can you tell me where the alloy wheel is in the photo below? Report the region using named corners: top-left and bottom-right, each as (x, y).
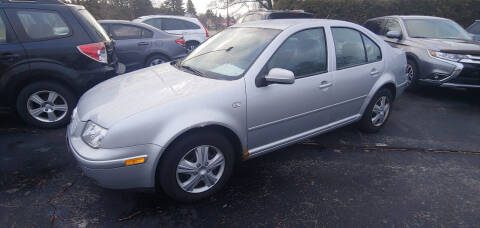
top-left (176, 145), bottom-right (225, 193)
top-left (371, 96), bottom-right (390, 127)
top-left (406, 64), bottom-right (414, 86)
top-left (27, 90), bottom-right (68, 123)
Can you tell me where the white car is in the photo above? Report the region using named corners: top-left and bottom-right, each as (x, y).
top-left (134, 15), bottom-right (208, 52)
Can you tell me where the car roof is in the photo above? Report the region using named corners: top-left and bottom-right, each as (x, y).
top-left (136, 15), bottom-right (199, 22)
top-left (98, 20), bottom-right (165, 33)
top-left (232, 19), bottom-right (348, 30)
top-left (371, 15), bottom-right (451, 21)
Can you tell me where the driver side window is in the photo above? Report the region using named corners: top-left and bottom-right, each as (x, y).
top-left (266, 28), bottom-right (327, 78)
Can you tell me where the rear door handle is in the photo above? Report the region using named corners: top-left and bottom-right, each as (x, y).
top-left (370, 69), bottom-right (380, 76)
top-left (318, 81), bottom-right (333, 89)
top-left (137, 42), bottom-right (149, 46)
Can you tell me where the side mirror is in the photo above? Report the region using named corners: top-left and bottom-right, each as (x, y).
top-left (265, 68), bottom-right (295, 85)
top-left (386, 31), bottom-right (402, 39)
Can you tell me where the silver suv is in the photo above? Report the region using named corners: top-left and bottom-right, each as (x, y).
top-left (67, 19), bottom-right (408, 202)
top-left (364, 16), bottom-right (480, 90)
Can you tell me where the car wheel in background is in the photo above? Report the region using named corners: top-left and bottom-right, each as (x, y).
top-left (157, 131), bottom-right (235, 202)
top-left (186, 41), bottom-right (200, 53)
top-left (146, 55), bottom-right (169, 67)
top-left (16, 81), bottom-right (76, 128)
top-left (358, 88), bottom-right (393, 133)
top-left (406, 59), bottom-right (419, 89)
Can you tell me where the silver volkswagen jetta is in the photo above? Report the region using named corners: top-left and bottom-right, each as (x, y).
top-left (67, 19), bottom-right (408, 202)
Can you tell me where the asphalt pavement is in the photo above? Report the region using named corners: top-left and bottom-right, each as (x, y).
top-left (1, 87), bottom-right (479, 227)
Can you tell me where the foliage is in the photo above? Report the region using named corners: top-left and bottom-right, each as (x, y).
top-left (274, 0), bottom-right (479, 27)
top-left (186, 0), bottom-right (197, 16)
top-left (160, 0), bottom-right (186, 16)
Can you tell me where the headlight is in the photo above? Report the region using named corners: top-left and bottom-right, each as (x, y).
top-left (429, 50), bottom-right (467, 62)
top-left (82, 121), bottom-right (108, 148)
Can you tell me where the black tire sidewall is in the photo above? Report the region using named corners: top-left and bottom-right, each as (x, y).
top-left (158, 131), bottom-right (235, 202)
top-left (16, 81), bottom-right (76, 129)
top-left (406, 59), bottom-right (419, 89)
top-left (359, 88), bottom-right (393, 133)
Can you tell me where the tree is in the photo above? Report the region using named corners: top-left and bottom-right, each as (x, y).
top-left (160, 0), bottom-right (185, 15)
top-left (186, 0), bottom-right (197, 16)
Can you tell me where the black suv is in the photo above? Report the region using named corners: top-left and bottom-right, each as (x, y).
top-left (237, 10), bottom-right (313, 24)
top-left (0, 0), bottom-right (121, 128)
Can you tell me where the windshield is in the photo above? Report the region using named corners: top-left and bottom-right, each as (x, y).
top-left (180, 27), bottom-right (280, 80)
top-left (404, 19), bottom-right (472, 40)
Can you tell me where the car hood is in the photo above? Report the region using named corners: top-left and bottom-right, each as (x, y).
top-left (411, 38), bottom-right (480, 55)
top-left (77, 63), bottom-right (230, 128)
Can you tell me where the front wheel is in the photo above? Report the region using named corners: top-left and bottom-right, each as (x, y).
top-left (157, 131), bottom-right (235, 202)
top-left (358, 88), bottom-right (393, 133)
top-left (406, 59), bottom-right (419, 89)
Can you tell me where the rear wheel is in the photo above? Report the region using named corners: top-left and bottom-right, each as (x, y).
top-left (358, 88), bottom-right (393, 133)
top-left (157, 131), bottom-right (235, 202)
top-left (146, 55), bottom-right (169, 67)
top-left (16, 81), bottom-right (76, 128)
top-left (186, 41), bottom-right (200, 53)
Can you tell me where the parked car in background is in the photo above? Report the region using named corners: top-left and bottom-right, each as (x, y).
top-left (99, 20), bottom-right (187, 72)
top-left (0, 0), bottom-right (122, 128)
top-left (68, 19), bottom-right (408, 202)
top-left (466, 20), bottom-right (480, 41)
top-left (364, 16), bottom-right (480, 91)
top-left (237, 9), bottom-right (313, 24)
top-left (133, 15), bottom-right (208, 52)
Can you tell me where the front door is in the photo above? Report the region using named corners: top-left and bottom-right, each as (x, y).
top-left (246, 28), bottom-right (334, 153)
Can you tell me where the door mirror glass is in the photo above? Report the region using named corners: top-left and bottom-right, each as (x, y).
top-left (386, 30), bottom-right (402, 39)
top-left (265, 68), bottom-right (295, 84)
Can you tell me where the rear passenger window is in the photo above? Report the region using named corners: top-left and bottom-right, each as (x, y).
top-left (0, 16), bottom-right (6, 43)
top-left (144, 18), bottom-right (162, 30)
top-left (17, 10), bottom-right (70, 40)
top-left (362, 34), bottom-right (382, 62)
top-left (111, 25), bottom-right (143, 39)
top-left (332, 28), bottom-right (367, 69)
top-left (162, 18), bottom-right (185, 30)
top-left (183, 21), bottom-right (200, 29)
top-left (267, 28), bottom-right (327, 78)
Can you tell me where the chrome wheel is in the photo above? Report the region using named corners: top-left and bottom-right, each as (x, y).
top-left (371, 96), bottom-right (390, 127)
top-left (27, 90), bottom-right (68, 123)
top-left (176, 145), bottom-right (225, 193)
top-left (149, 58), bottom-right (165, 66)
top-left (406, 64), bottom-right (414, 86)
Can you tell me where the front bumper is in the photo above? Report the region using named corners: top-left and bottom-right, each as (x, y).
top-left (66, 121), bottom-right (162, 189)
top-left (418, 55), bottom-right (480, 88)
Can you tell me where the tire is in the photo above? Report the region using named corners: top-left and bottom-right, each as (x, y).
top-left (186, 41), bottom-right (199, 53)
top-left (157, 130), bottom-right (235, 202)
top-left (358, 88), bottom-right (394, 133)
top-left (406, 59), bottom-right (419, 90)
top-left (16, 81), bottom-right (76, 129)
top-left (145, 55), bottom-right (169, 67)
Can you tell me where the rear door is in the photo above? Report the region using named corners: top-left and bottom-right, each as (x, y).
top-left (330, 27), bottom-right (384, 122)
top-left (0, 9), bottom-right (28, 106)
top-left (110, 23), bottom-right (153, 71)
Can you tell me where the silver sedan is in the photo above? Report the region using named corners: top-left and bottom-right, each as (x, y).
top-left (67, 19), bottom-right (408, 202)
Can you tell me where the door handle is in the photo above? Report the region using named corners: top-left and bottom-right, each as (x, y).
top-left (137, 42), bottom-right (149, 46)
top-left (318, 81), bottom-right (333, 89)
top-left (370, 69), bottom-right (380, 76)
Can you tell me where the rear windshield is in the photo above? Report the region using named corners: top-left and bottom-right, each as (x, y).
top-left (269, 12), bottom-right (313, 19)
top-left (77, 9), bottom-right (110, 41)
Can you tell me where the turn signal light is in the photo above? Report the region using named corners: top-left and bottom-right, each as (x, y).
top-left (125, 157), bottom-right (146, 166)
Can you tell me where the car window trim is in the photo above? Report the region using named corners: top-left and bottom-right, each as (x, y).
top-left (360, 33), bottom-right (382, 63)
top-left (8, 8), bottom-right (73, 42)
top-left (110, 24), bottom-right (144, 40)
top-left (0, 9), bottom-right (18, 44)
top-left (331, 26), bottom-right (383, 71)
top-left (260, 27), bottom-right (329, 80)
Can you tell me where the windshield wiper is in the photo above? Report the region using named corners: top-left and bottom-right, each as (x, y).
top-left (180, 65), bottom-right (204, 77)
top-left (182, 46), bottom-right (234, 64)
